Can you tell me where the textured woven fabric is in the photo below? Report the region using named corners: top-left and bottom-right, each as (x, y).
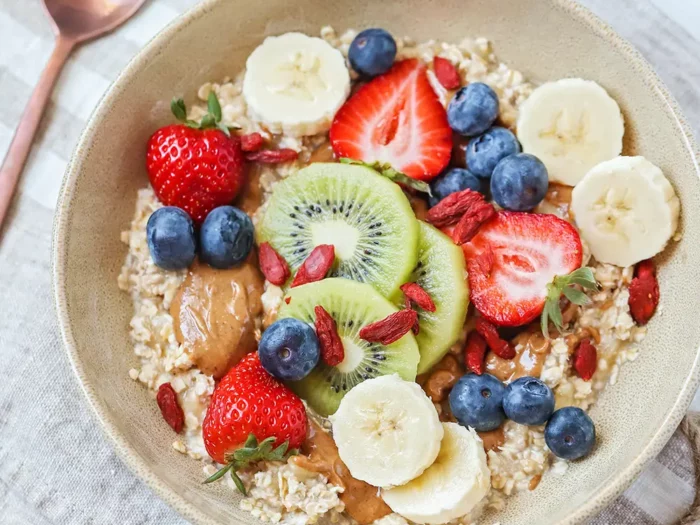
top-left (0, 0), bottom-right (698, 523)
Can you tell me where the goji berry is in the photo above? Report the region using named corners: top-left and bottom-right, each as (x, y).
top-left (426, 189), bottom-right (485, 228)
top-left (474, 317), bottom-right (515, 359)
top-left (259, 242), bottom-right (290, 286)
top-left (291, 245), bottom-right (335, 287)
top-left (465, 331), bottom-right (488, 375)
top-left (401, 282), bottom-right (436, 312)
top-left (156, 383), bottom-right (184, 433)
top-left (433, 56), bottom-right (461, 90)
top-left (451, 202), bottom-right (496, 245)
top-left (314, 306), bottom-right (345, 367)
top-left (628, 259), bottom-right (659, 326)
top-left (284, 297), bottom-right (291, 304)
top-left (573, 339), bottom-right (597, 381)
top-left (359, 309), bottom-right (418, 345)
top-left (245, 149), bottom-right (298, 164)
top-left (240, 132), bottom-right (264, 152)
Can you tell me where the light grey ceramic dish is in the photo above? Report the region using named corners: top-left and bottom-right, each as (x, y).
top-left (53, 0), bottom-right (700, 523)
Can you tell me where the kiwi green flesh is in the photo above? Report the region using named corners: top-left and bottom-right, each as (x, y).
top-left (407, 222), bottom-right (470, 375)
top-left (257, 163), bottom-right (418, 298)
top-left (278, 278), bottom-right (420, 417)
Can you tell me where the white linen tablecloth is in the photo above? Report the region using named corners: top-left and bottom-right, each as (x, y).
top-left (1, 0), bottom-right (699, 523)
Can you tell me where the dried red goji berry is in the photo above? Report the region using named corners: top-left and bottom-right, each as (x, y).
top-left (426, 189), bottom-right (485, 228)
top-left (573, 339), bottom-right (597, 381)
top-left (465, 331), bottom-right (488, 375)
top-left (259, 242), bottom-right (291, 286)
top-left (401, 282), bottom-right (436, 312)
top-left (245, 148), bottom-right (299, 164)
top-left (474, 317), bottom-right (516, 359)
top-left (314, 306), bottom-right (345, 367)
top-left (433, 56), bottom-right (461, 90)
top-left (628, 259), bottom-right (659, 326)
top-left (451, 202), bottom-right (496, 245)
top-left (291, 244), bottom-right (335, 287)
top-left (359, 309), bottom-right (418, 345)
top-left (284, 297), bottom-right (291, 304)
top-left (156, 383), bottom-right (184, 433)
top-left (240, 132), bottom-right (264, 152)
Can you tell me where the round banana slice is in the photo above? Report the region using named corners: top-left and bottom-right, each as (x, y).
top-left (382, 423), bottom-right (490, 524)
top-left (571, 156), bottom-right (680, 267)
top-left (330, 374), bottom-right (443, 488)
top-left (243, 32), bottom-right (351, 137)
top-left (517, 78), bottom-right (624, 186)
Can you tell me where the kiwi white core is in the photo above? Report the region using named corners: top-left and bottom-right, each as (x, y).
top-left (311, 220), bottom-right (359, 261)
top-left (336, 337), bottom-right (365, 374)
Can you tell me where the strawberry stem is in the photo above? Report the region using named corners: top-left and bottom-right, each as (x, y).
top-left (540, 267), bottom-right (598, 337)
top-left (203, 433), bottom-right (298, 495)
top-left (170, 92), bottom-right (233, 137)
top-left (339, 158), bottom-right (432, 196)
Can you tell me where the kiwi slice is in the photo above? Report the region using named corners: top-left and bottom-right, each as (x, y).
top-left (258, 163), bottom-right (418, 297)
top-left (278, 278), bottom-right (420, 416)
top-left (406, 222), bottom-right (470, 374)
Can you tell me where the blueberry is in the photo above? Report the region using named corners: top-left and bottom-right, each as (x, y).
top-left (146, 207), bottom-right (196, 270)
top-left (349, 28), bottom-right (397, 77)
top-left (258, 318), bottom-right (320, 381)
top-left (467, 127), bottom-right (521, 179)
top-left (447, 83), bottom-right (499, 137)
top-left (503, 377), bottom-right (555, 426)
top-left (545, 407), bottom-right (596, 460)
top-left (490, 153), bottom-right (549, 211)
top-left (428, 168), bottom-right (482, 207)
top-left (200, 206), bottom-right (254, 269)
top-left (449, 373), bottom-right (506, 432)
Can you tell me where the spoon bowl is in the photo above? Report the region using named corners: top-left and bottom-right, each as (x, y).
top-left (43, 0), bottom-right (147, 42)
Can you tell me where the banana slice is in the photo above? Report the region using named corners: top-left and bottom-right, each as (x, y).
top-left (243, 32), bottom-right (351, 137)
top-left (330, 374), bottom-right (443, 488)
top-left (517, 78), bottom-right (624, 186)
top-left (571, 156), bottom-right (680, 267)
top-left (382, 423), bottom-right (490, 524)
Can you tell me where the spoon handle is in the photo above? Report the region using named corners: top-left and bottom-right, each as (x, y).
top-left (0, 34), bottom-right (75, 229)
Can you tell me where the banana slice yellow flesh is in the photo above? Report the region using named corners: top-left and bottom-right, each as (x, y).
top-left (517, 78), bottom-right (624, 186)
top-left (330, 374), bottom-right (443, 488)
top-left (571, 156), bottom-right (680, 267)
top-left (382, 423), bottom-right (490, 524)
top-left (243, 32), bottom-right (351, 137)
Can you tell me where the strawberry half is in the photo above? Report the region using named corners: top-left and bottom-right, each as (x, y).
top-left (463, 212), bottom-right (585, 327)
top-left (330, 59), bottom-right (452, 181)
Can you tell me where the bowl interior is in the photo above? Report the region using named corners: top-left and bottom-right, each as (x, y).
top-left (54, 0), bottom-right (700, 523)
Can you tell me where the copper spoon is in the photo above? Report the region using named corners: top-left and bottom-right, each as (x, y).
top-left (0, 0), bottom-right (147, 228)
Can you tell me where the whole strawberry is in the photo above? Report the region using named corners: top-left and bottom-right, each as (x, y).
top-left (202, 353), bottom-right (307, 493)
top-left (146, 93), bottom-right (244, 223)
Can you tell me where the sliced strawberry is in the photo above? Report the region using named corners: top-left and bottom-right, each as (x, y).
top-left (330, 59), bottom-right (452, 181)
top-left (463, 212), bottom-right (583, 327)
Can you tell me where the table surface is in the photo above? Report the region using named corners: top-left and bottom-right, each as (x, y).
top-left (0, 0), bottom-right (699, 524)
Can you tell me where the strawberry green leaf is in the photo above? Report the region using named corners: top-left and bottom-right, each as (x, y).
top-left (170, 98), bottom-right (188, 122)
top-left (207, 91), bottom-right (223, 122)
top-left (562, 287), bottom-right (590, 306)
top-left (203, 463), bottom-right (233, 484)
top-left (204, 434), bottom-right (297, 493)
top-left (541, 266), bottom-right (598, 337)
top-left (340, 158), bottom-right (432, 196)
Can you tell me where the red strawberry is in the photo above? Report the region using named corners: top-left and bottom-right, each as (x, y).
top-left (330, 59), bottom-right (452, 181)
top-left (202, 353), bottom-right (307, 491)
top-left (147, 94), bottom-right (244, 224)
top-left (463, 212), bottom-right (584, 327)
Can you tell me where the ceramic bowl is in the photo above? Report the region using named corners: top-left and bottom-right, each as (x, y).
top-left (53, 0), bottom-right (700, 523)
